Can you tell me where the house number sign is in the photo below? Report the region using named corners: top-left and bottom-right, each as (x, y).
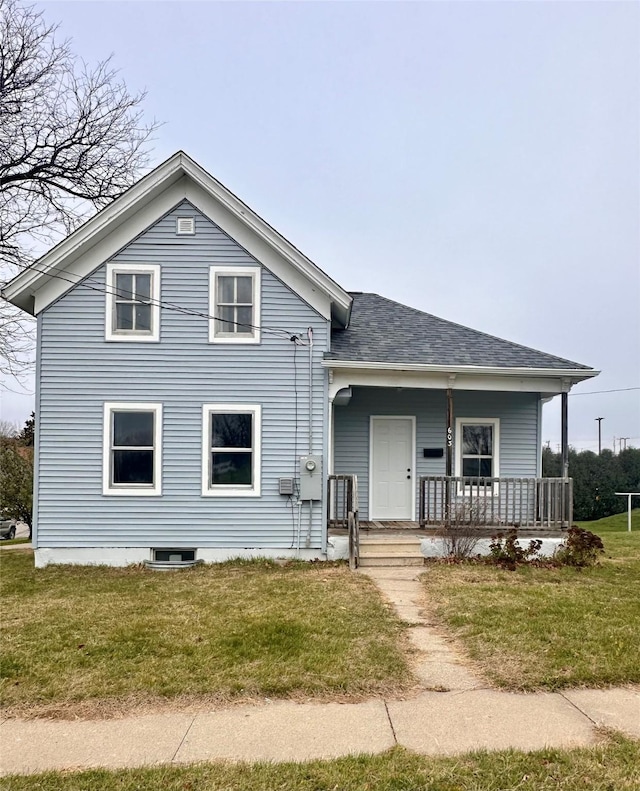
top-left (447, 427), bottom-right (452, 447)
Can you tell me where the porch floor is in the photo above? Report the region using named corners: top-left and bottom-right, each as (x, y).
top-left (329, 521), bottom-right (567, 538)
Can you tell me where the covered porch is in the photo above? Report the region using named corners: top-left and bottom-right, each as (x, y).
top-left (323, 363), bottom-right (583, 567)
top-left (326, 379), bottom-right (574, 519)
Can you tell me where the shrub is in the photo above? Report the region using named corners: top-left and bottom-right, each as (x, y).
top-left (487, 530), bottom-right (543, 570)
top-left (436, 500), bottom-right (485, 560)
top-left (437, 527), bottom-right (480, 560)
top-left (554, 526), bottom-right (605, 567)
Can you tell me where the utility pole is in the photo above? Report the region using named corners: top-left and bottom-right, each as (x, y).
top-left (595, 417), bottom-right (604, 455)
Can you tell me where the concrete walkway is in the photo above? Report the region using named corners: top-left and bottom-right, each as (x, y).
top-left (1, 567), bottom-right (639, 777)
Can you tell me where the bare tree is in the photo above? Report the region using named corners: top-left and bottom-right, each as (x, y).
top-left (0, 0), bottom-right (157, 380)
top-left (0, 417), bottom-right (18, 437)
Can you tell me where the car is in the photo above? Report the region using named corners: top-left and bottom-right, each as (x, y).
top-left (0, 519), bottom-right (17, 540)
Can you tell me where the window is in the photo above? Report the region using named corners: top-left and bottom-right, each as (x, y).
top-left (209, 266), bottom-right (261, 343)
top-left (103, 403), bottom-right (162, 495)
top-left (202, 405), bottom-right (261, 496)
top-left (106, 264), bottom-right (160, 342)
top-left (455, 418), bottom-right (500, 484)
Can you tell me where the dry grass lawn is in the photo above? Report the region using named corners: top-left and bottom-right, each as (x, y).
top-left (0, 556), bottom-right (414, 718)
top-left (421, 512), bottom-right (640, 691)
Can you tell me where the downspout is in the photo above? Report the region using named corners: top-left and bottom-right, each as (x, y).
top-left (306, 326), bottom-right (314, 547)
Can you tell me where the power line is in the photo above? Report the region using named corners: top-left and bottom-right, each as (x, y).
top-left (2, 260), bottom-right (302, 341)
top-left (570, 387), bottom-right (640, 396)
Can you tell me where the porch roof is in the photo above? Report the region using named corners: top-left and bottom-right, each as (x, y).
top-left (328, 293), bottom-right (595, 372)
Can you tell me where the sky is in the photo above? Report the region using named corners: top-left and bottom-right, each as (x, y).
top-left (1, 0), bottom-right (639, 452)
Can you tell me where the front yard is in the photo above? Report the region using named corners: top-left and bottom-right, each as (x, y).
top-left (421, 511), bottom-right (640, 690)
top-left (0, 556), bottom-right (414, 717)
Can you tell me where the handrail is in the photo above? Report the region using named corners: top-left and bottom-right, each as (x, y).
top-left (328, 474), bottom-right (359, 569)
top-left (418, 476), bottom-right (573, 529)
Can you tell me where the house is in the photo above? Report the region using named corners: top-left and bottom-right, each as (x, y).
top-left (2, 152), bottom-right (598, 567)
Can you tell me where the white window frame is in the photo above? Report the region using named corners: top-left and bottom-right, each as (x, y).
top-left (209, 266), bottom-right (261, 344)
top-left (454, 417), bottom-right (500, 495)
top-left (201, 404), bottom-right (262, 497)
top-left (106, 263), bottom-right (160, 342)
top-left (103, 402), bottom-right (163, 496)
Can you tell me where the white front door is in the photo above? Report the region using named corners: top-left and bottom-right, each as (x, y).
top-left (370, 417), bottom-right (414, 520)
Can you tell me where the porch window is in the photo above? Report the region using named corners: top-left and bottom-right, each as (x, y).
top-left (202, 405), bottom-right (261, 496)
top-left (209, 266), bottom-right (261, 343)
top-left (105, 263), bottom-right (160, 341)
top-left (103, 403), bottom-right (162, 495)
top-left (455, 418), bottom-right (500, 481)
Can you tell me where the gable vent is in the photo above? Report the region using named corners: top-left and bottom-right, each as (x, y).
top-left (176, 216), bottom-right (195, 235)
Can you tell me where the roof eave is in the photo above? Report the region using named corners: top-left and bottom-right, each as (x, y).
top-left (322, 359), bottom-right (599, 382)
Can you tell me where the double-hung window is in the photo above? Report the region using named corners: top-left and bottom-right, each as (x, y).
top-left (106, 263), bottom-right (160, 341)
top-left (455, 418), bottom-right (500, 489)
top-left (202, 405), bottom-right (261, 496)
top-left (103, 403), bottom-right (162, 495)
top-left (209, 266), bottom-right (261, 343)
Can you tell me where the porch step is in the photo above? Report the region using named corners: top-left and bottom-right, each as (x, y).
top-left (359, 556), bottom-right (424, 567)
top-left (358, 537), bottom-right (424, 567)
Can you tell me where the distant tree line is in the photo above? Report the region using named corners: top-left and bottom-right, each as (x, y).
top-left (543, 447), bottom-right (640, 521)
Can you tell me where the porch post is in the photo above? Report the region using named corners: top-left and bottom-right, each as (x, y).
top-left (561, 391), bottom-right (569, 479)
top-left (445, 384), bottom-right (454, 526)
top-left (446, 387), bottom-right (453, 476)
top-left (328, 397), bottom-right (334, 474)
top-left (561, 390), bottom-right (571, 526)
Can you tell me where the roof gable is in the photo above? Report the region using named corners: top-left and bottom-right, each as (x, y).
top-left (329, 293), bottom-right (595, 373)
top-left (2, 151), bottom-right (352, 323)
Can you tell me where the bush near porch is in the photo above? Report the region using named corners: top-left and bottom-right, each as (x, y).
top-left (0, 557), bottom-right (414, 718)
top-left (422, 511), bottom-right (640, 691)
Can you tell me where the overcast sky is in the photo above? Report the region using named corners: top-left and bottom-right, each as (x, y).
top-left (2, 0), bottom-right (639, 452)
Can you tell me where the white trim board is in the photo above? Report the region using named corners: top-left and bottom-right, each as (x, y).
top-left (327, 368), bottom-right (595, 398)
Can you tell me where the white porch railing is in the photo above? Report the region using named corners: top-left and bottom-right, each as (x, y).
top-left (418, 476), bottom-right (573, 529)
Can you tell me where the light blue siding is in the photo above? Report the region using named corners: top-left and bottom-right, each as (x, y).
top-left (333, 387), bottom-right (540, 520)
top-left (36, 201), bottom-right (329, 549)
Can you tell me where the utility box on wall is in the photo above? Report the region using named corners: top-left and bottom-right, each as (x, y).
top-left (299, 455), bottom-right (322, 500)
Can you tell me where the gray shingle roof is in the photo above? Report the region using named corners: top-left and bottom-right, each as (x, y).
top-left (327, 293), bottom-right (592, 370)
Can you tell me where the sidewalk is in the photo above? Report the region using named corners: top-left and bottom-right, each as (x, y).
top-left (1, 567), bottom-right (638, 777)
